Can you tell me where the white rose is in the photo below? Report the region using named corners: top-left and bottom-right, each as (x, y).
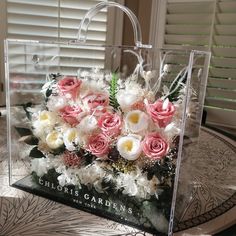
top-left (46, 130), bottom-right (64, 149)
top-left (117, 135), bottom-right (142, 160)
top-left (125, 110), bottom-right (149, 133)
top-left (63, 128), bottom-right (80, 151)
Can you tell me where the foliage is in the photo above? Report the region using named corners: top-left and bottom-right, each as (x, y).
top-left (109, 73), bottom-right (120, 110)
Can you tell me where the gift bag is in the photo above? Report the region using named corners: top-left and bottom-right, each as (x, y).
top-left (5, 2), bottom-right (211, 235)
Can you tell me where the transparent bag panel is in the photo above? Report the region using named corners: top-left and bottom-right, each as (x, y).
top-left (5, 39), bottom-right (210, 235)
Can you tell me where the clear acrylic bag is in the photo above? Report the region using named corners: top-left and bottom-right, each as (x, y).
top-left (5, 2), bottom-right (211, 235)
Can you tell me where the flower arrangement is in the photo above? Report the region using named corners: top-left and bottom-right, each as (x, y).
top-left (19, 70), bottom-right (184, 199)
top-left (15, 65), bottom-right (188, 234)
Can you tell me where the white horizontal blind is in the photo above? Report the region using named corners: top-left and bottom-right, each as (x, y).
top-left (7, 0), bottom-right (108, 78)
top-left (161, 0), bottom-right (236, 129)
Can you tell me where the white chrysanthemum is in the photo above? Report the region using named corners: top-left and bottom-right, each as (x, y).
top-left (77, 115), bottom-right (97, 134)
top-left (46, 130), bottom-right (64, 149)
top-left (125, 110), bottom-right (149, 133)
top-left (63, 128), bottom-right (80, 151)
top-left (31, 158), bottom-right (49, 177)
top-left (117, 135), bottom-right (142, 160)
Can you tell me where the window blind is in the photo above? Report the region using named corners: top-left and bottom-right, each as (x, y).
top-left (161, 0), bottom-right (236, 129)
top-left (6, 0), bottom-right (109, 78)
top-left (207, 0), bottom-right (236, 129)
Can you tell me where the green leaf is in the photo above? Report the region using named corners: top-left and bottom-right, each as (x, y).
top-left (19, 135), bottom-right (39, 145)
top-left (15, 127), bottom-right (33, 137)
top-left (50, 145), bottom-right (65, 155)
top-left (23, 102), bottom-right (33, 120)
top-left (29, 146), bottom-right (45, 158)
top-left (46, 89), bottom-right (52, 97)
top-left (109, 73), bottom-right (120, 110)
top-left (49, 73), bottom-right (61, 80)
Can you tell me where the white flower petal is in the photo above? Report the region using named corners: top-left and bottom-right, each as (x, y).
top-left (162, 98), bottom-right (169, 110)
top-left (63, 128), bottom-right (80, 151)
top-left (31, 158), bottom-right (49, 177)
top-left (125, 110), bottom-right (149, 133)
top-left (77, 115), bottom-right (97, 134)
top-left (117, 136), bottom-right (142, 160)
top-left (46, 130), bottom-right (64, 149)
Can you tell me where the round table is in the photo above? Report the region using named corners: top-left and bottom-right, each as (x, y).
top-left (0, 116), bottom-right (235, 236)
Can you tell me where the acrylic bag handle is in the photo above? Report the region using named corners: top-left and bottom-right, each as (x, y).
top-left (76, 1), bottom-right (152, 48)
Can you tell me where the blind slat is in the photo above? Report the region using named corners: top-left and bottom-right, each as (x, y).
top-left (165, 34), bottom-right (209, 45)
top-left (8, 3), bottom-right (58, 17)
top-left (212, 47), bottom-right (236, 58)
top-left (218, 2), bottom-right (236, 13)
top-left (217, 13), bottom-right (236, 24)
top-left (205, 106), bottom-right (236, 128)
top-left (210, 68), bottom-right (236, 78)
top-left (8, 0), bottom-right (58, 7)
top-left (167, 2), bottom-right (214, 13)
top-left (215, 25), bottom-right (236, 36)
top-left (208, 77), bottom-right (236, 89)
top-left (8, 14), bottom-right (106, 31)
top-left (166, 14), bottom-right (213, 24)
top-left (211, 57), bottom-right (236, 68)
top-left (214, 35), bottom-right (236, 46)
top-left (166, 25), bottom-right (211, 35)
top-left (206, 87), bottom-right (236, 100)
top-left (205, 97), bottom-right (236, 110)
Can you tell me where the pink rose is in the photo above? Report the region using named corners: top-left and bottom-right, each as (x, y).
top-left (83, 93), bottom-right (109, 115)
top-left (86, 133), bottom-right (110, 158)
top-left (58, 76), bottom-right (82, 100)
top-left (98, 112), bottom-right (122, 137)
top-left (60, 105), bottom-right (82, 126)
top-left (146, 99), bottom-right (175, 128)
top-left (142, 133), bottom-right (169, 160)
